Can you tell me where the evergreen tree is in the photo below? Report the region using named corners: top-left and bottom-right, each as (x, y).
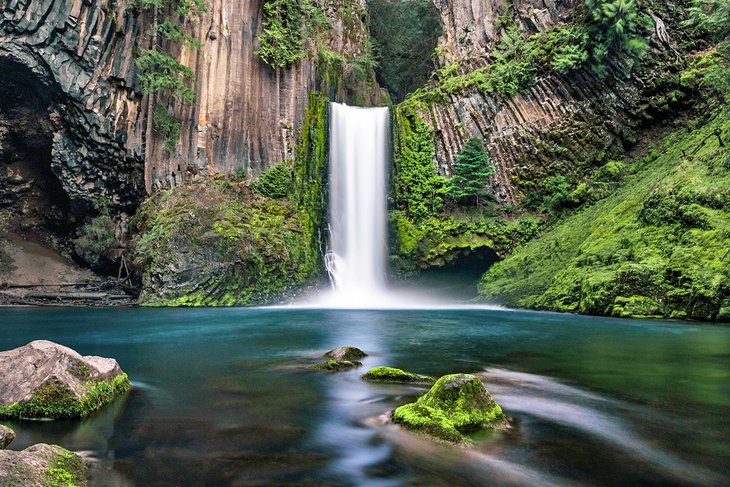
top-left (448, 138), bottom-right (495, 208)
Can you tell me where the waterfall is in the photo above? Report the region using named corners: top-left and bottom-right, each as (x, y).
top-left (325, 103), bottom-right (390, 305)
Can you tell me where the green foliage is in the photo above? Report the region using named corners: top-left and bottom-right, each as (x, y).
top-left (157, 20), bottom-right (202, 48)
top-left (686, 0), bottom-right (730, 41)
top-left (480, 111), bottom-right (730, 321)
top-left (136, 50), bottom-right (196, 103)
top-left (528, 25), bottom-right (590, 73)
top-left (73, 200), bottom-right (119, 260)
top-left (0, 374), bottom-right (131, 420)
top-left (680, 42), bottom-right (730, 107)
top-left (393, 374), bottom-right (505, 443)
top-left (448, 138), bottom-right (495, 207)
top-left (393, 104), bottom-right (448, 221)
top-left (583, 0), bottom-right (652, 76)
top-left (257, 0), bottom-right (326, 68)
top-left (367, 0), bottom-right (442, 102)
top-left (251, 163), bottom-right (293, 199)
top-left (153, 106), bottom-right (183, 154)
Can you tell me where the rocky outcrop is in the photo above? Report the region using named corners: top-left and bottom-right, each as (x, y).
top-left (0, 425), bottom-right (14, 449)
top-left (0, 443), bottom-right (87, 486)
top-left (393, 373), bottom-right (507, 443)
top-left (0, 340), bottom-right (131, 420)
top-left (420, 0), bottom-right (686, 204)
top-left (323, 346), bottom-right (368, 361)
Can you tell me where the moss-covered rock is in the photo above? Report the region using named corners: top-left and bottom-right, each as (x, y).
top-left (362, 366), bottom-right (434, 384)
top-left (132, 93), bottom-right (329, 307)
top-left (323, 346), bottom-right (367, 361)
top-left (309, 359), bottom-right (362, 372)
top-left (0, 443), bottom-right (87, 486)
top-left (0, 341), bottom-right (131, 420)
top-left (392, 373), bottom-right (507, 443)
top-left (0, 425), bottom-right (14, 449)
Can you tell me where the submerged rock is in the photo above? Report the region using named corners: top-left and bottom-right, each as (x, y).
top-left (392, 373), bottom-right (507, 443)
top-left (309, 359), bottom-right (362, 372)
top-left (0, 443), bottom-right (87, 486)
top-left (0, 425), bottom-right (13, 449)
top-left (323, 346), bottom-right (367, 361)
top-left (0, 340), bottom-right (131, 420)
top-left (362, 366), bottom-right (434, 384)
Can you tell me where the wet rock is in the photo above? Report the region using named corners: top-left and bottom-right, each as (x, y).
top-left (0, 425), bottom-right (14, 449)
top-left (362, 366), bottom-right (434, 384)
top-left (309, 360), bottom-right (363, 372)
top-left (393, 373), bottom-right (507, 443)
top-left (0, 443), bottom-right (87, 486)
top-left (0, 340), bottom-right (131, 420)
top-left (323, 346), bottom-right (368, 361)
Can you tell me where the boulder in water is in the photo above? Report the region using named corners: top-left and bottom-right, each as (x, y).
top-left (0, 425), bottom-right (13, 449)
top-left (0, 340), bottom-right (131, 420)
top-left (392, 373), bottom-right (507, 443)
top-left (309, 359), bottom-right (363, 372)
top-left (0, 443), bottom-right (87, 486)
top-left (362, 366), bottom-right (434, 384)
top-left (323, 346), bottom-right (367, 361)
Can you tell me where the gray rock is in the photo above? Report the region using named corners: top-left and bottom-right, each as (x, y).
top-left (0, 340), bottom-right (130, 420)
top-left (0, 443), bottom-right (87, 486)
top-left (0, 425), bottom-right (14, 449)
top-left (323, 346), bottom-right (368, 361)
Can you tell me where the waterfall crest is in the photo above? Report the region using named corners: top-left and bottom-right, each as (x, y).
top-left (325, 103), bottom-right (390, 306)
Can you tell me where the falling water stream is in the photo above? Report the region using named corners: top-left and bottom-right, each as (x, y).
top-left (324, 102), bottom-right (390, 306)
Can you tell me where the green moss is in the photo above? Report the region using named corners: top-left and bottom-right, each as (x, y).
top-left (309, 360), bottom-right (362, 372)
top-left (362, 366), bottom-right (434, 384)
top-left (0, 374), bottom-right (131, 420)
top-left (46, 447), bottom-right (86, 487)
top-left (480, 110), bottom-right (730, 321)
top-left (393, 374), bottom-right (506, 444)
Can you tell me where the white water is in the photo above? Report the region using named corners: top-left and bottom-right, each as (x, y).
top-left (323, 103), bottom-right (390, 307)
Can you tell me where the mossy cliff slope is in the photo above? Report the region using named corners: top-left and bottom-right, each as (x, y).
top-left (480, 108), bottom-right (730, 321)
top-left (133, 94), bottom-right (328, 306)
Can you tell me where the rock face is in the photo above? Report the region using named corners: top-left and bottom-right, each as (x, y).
top-left (0, 425), bottom-right (14, 449)
top-left (393, 373), bottom-right (506, 443)
top-left (0, 0), bottom-right (379, 198)
top-left (0, 340), bottom-right (131, 420)
top-left (420, 0), bottom-right (683, 204)
top-left (362, 366), bottom-right (435, 384)
top-left (0, 443), bottom-right (87, 486)
top-left (323, 346), bottom-right (368, 361)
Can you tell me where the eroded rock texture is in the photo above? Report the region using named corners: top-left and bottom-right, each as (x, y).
top-left (423, 0), bottom-right (681, 204)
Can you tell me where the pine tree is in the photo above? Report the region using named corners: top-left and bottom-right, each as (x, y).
top-left (448, 138), bottom-right (495, 208)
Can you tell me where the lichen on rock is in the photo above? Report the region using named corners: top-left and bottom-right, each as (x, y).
top-left (393, 373), bottom-right (507, 443)
top-left (0, 425), bottom-right (14, 449)
top-left (309, 359), bottom-right (362, 372)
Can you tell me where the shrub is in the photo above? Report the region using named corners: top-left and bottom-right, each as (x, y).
top-left (448, 138), bottom-right (495, 208)
top-left (251, 163), bottom-right (293, 199)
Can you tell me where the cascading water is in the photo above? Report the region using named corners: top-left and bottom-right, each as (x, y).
top-left (325, 103), bottom-right (390, 306)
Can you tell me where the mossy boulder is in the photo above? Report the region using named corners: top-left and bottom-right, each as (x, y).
top-left (309, 359), bottom-right (362, 372)
top-left (393, 373), bottom-right (506, 443)
top-left (0, 341), bottom-right (131, 420)
top-left (323, 346), bottom-right (367, 361)
top-left (0, 425), bottom-right (13, 449)
top-left (0, 443), bottom-right (87, 486)
top-left (362, 366), bottom-right (434, 384)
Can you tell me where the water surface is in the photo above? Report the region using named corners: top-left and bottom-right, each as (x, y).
top-left (1, 307), bottom-right (728, 486)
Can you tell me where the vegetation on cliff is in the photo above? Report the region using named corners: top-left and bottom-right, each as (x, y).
top-left (480, 106), bottom-right (730, 321)
top-left (132, 93), bottom-right (328, 306)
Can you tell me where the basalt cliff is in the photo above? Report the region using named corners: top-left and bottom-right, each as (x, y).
top-left (0, 0), bottom-right (727, 320)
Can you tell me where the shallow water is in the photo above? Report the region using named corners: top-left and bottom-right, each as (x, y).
top-left (1, 307), bottom-right (728, 486)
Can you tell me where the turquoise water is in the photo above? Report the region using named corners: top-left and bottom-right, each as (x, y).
top-left (1, 307), bottom-right (729, 486)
